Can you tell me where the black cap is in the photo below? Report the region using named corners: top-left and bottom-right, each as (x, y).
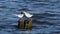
top-left (21, 12), bottom-right (24, 14)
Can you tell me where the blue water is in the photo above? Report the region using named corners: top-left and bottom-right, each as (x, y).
top-left (0, 0), bottom-right (60, 34)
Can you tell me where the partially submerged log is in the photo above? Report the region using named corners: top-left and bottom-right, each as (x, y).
top-left (25, 18), bottom-right (32, 30)
top-left (18, 18), bottom-right (32, 30)
top-left (18, 18), bottom-right (24, 29)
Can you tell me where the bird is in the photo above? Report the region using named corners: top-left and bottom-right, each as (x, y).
top-left (15, 14), bottom-right (24, 18)
top-left (15, 12), bottom-right (24, 29)
top-left (23, 11), bottom-right (33, 18)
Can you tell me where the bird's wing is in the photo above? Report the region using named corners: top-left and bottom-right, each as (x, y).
top-left (15, 14), bottom-right (24, 18)
top-left (23, 11), bottom-right (33, 18)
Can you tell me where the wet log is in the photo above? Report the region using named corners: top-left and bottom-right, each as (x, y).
top-left (18, 18), bottom-right (24, 29)
top-left (25, 18), bottom-right (32, 30)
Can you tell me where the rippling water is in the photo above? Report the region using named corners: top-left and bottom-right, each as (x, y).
top-left (0, 0), bottom-right (60, 34)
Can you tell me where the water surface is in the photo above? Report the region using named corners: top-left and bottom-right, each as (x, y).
top-left (0, 0), bottom-right (60, 34)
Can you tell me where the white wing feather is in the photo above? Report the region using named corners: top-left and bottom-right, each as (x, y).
top-left (15, 14), bottom-right (24, 18)
top-left (23, 11), bottom-right (33, 18)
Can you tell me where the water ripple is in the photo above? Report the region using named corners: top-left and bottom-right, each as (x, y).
top-left (0, 0), bottom-right (60, 34)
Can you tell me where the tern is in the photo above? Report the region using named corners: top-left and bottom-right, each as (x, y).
top-left (23, 11), bottom-right (33, 18)
top-left (15, 14), bottom-right (24, 18)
